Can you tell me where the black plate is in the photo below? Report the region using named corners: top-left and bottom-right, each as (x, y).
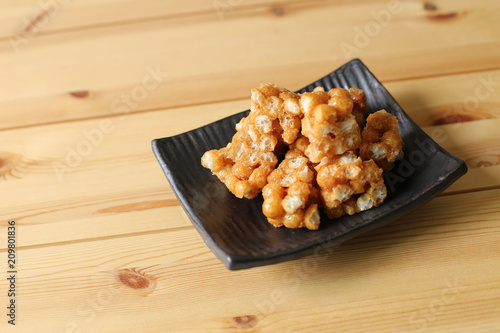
top-left (152, 59), bottom-right (467, 270)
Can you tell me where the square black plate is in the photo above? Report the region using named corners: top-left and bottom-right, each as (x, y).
top-left (152, 59), bottom-right (467, 270)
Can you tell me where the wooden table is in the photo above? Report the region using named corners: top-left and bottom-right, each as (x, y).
top-left (1, 0), bottom-right (500, 331)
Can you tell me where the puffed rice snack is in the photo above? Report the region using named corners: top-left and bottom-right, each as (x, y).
top-left (201, 84), bottom-right (404, 230)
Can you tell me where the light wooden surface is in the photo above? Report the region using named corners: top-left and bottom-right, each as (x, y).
top-left (1, 0), bottom-right (499, 332)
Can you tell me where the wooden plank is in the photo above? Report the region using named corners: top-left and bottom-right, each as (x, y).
top-left (2, 0), bottom-right (498, 40)
top-left (423, 118), bottom-right (500, 169)
top-left (1, 189), bottom-right (499, 332)
top-left (0, 0), bottom-right (499, 129)
top-left (1, 0), bottom-right (211, 39)
top-left (0, 97), bottom-right (498, 248)
top-left (422, 118), bottom-right (500, 195)
top-left (385, 70), bottom-right (500, 127)
top-left (0, 0), bottom-right (307, 39)
top-left (444, 165), bottom-right (500, 195)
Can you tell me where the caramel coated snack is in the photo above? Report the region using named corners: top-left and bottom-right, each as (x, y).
top-left (316, 152), bottom-right (387, 219)
top-left (201, 83), bottom-right (302, 199)
top-left (301, 87), bottom-right (363, 163)
top-left (201, 131), bottom-right (278, 199)
top-left (201, 84), bottom-right (404, 230)
top-left (262, 149), bottom-right (321, 230)
top-left (360, 110), bottom-right (404, 171)
top-left (245, 83), bottom-right (303, 150)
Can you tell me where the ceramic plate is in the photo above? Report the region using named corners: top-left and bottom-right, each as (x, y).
top-left (152, 59), bottom-right (467, 270)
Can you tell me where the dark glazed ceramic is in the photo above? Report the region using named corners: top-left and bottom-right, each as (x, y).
top-left (152, 59), bottom-right (467, 270)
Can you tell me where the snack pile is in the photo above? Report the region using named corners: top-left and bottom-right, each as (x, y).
top-left (201, 84), bottom-right (404, 230)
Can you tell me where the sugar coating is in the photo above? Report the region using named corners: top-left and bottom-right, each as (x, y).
top-left (360, 109), bottom-right (404, 171)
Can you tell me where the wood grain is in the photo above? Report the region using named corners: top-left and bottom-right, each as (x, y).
top-left (1, 0), bottom-right (499, 331)
top-left (0, 0), bottom-right (308, 39)
top-left (0, 0), bottom-right (499, 129)
top-left (1, 189), bottom-right (499, 332)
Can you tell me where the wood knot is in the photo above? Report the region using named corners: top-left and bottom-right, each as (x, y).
top-left (119, 271), bottom-right (149, 289)
top-left (477, 161), bottom-right (493, 167)
top-left (467, 155), bottom-right (500, 168)
top-left (0, 153), bottom-right (32, 180)
top-left (433, 112), bottom-right (479, 125)
top-left (423, 2), bottom-right (438, 11)
top-left (231, 315), bottom-right (258, 329)
top-left (70, 90), bottom-right (90, 98)
top-left (427, 12), bottom-right (459, 21)
top-left (116, 268), bottom-right (157, 295)
top-left (271, 6), bottom-right (285, 16)
top-left (21, 9), bottom-right (55, 35)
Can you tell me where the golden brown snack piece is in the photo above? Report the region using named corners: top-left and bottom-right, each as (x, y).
top-left (248, 83), bottom-right (302, 147)
top-left (262, 149), bottom-right (321, 230)
top-left (201, 131), bottom-right (278, 199)
top-left (235, 114), bottom-right (281, 153)
top-left (301, 88), bottom-right (362, 163)
top-left (201, 83), bottom-right (303, 200)
top-left (316, 152), bottom-right (387, 219)
top-left (360, 110), bottom-right (404, 171)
